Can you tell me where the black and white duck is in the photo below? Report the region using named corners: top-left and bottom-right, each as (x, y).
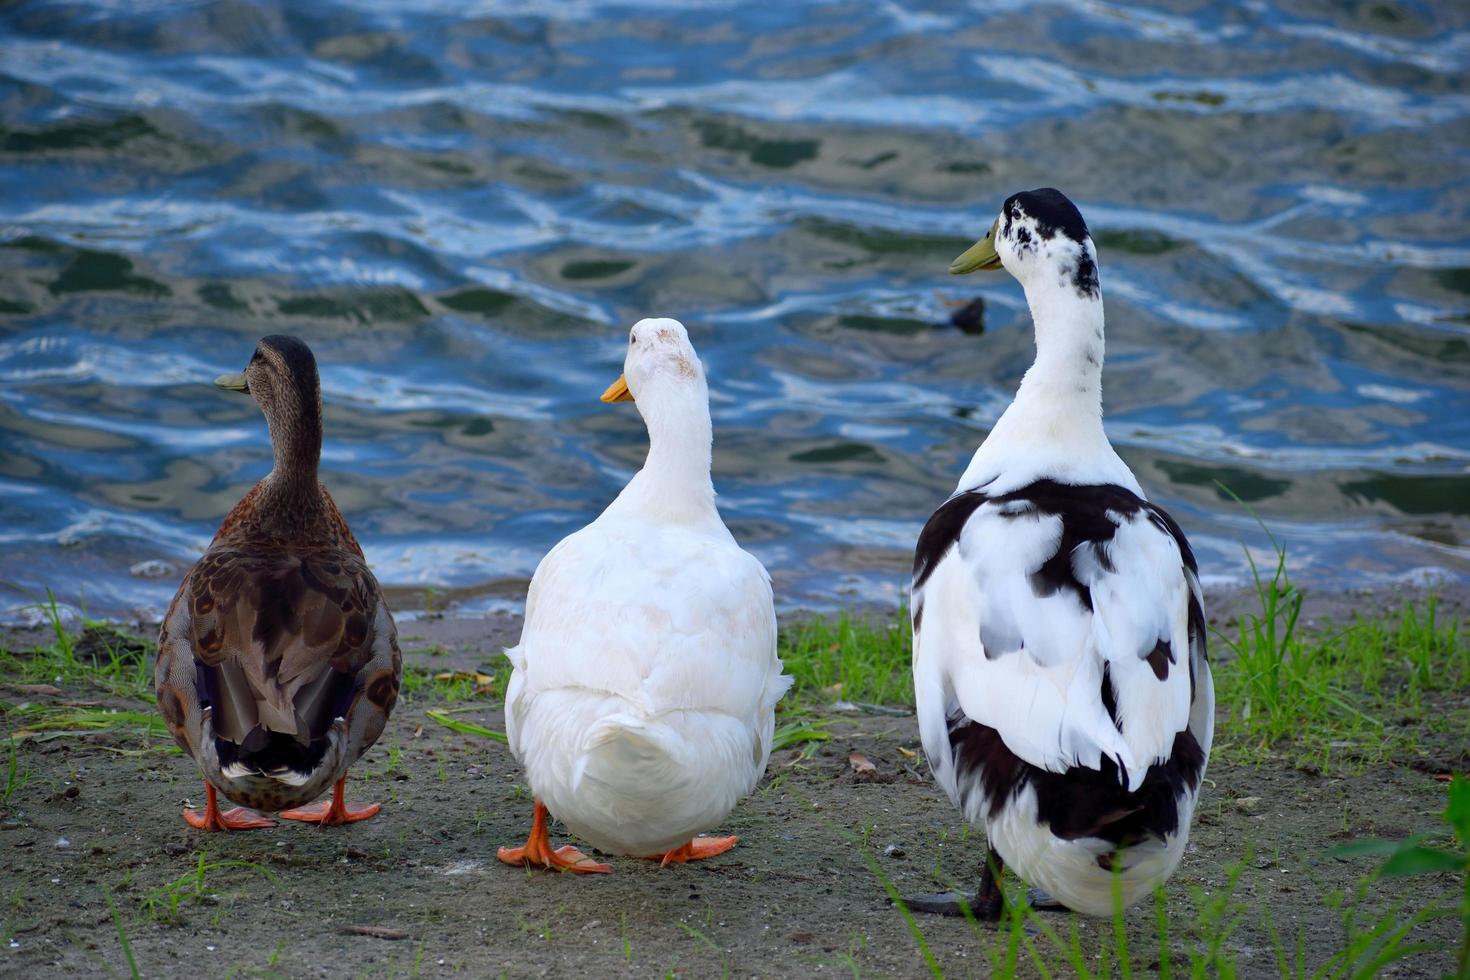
top-left (908, 189), bottom-right (1214, 918)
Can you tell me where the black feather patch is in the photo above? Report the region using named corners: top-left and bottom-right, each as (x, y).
top-left (1004, 188), bottom-right (1090, 245)
top-left (1145, 639), bottom-right (1173, 681)
top-left (914, 478), bottom-right (1207, 675)
top-left (214, 728), bottom-right (335, 779)
top-left (1072, 248), bottom-right (1100, 299)
top-left (989, 480), bottom-right (1147, 612)
top-left (194, 659), bottom-right (217, 710)
top-left (912, 490), bottom-right (989, 592)
top-left (949, 711), bottom-right (1205, 845)
top-left (1100, 662), bottom-right (1122, 732)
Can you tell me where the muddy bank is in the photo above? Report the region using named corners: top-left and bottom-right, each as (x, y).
top-left (1, 587), bottom-right (1465, 978)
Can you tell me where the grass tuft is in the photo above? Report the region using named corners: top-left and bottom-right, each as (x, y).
top-left (1213, 534), bottom-right (1469, 770)
top-left (778, 611), bottom-right (911, 705)
top-left (1, 739), bottom-right (28, 806)
top-left (144, 852), bottom-right (278, 924)
top-left (1, 591), bottom-right (155, 705)
top-left (399, 655), bottom-right (512, 703)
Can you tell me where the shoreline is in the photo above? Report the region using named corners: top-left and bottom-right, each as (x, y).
top-left (6, 580), bottom-right (1466, 678)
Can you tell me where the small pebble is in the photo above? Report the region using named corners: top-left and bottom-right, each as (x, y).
top-left (163, 841), bottom-right (186, 856)
top-left (54, 836), bottom-right (70, 849)
top-left (1235, 796), bottom-right (1264, 814)
top-left (883, 844), bottom-right (906, 859)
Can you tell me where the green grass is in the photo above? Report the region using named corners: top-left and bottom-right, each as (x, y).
top-left (1212, 534), bottom-right (1469, 770)
top-left (425, 707), bottom-right (508, 743)
top-left (104, 887), bottom-right (141, 980)
top-left (2, 739), bottom-right (28, 804)
top-left (0, 596), bottom-right (171, 755)
top-left (0, 591), bottom-right (155, 704)
top-left (7, 705), bottom-right (169, 743)
top-left (868, 834), bottom-right (1462, 979)
top-left (398, 656), bottom-right (513, 703)
top-left (143, 852), bottom-right (278, 924)
top-left (778, 611), bottom-right (912, 705)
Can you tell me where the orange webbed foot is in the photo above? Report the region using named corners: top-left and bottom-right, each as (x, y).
top-left (277, 777), bottom-right (381, 826)
top-left (183, 784), bottom-right (276, 831)
top-left (643, 835), bottom-right (738, 866)
top-left (497, 801), bottom-right (612, 874)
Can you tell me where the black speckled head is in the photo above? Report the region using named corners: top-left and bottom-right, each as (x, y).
top-left (996, 188), bottom-right (1100, 300)
top-left (1002, 188), bottom-right (1090, 246)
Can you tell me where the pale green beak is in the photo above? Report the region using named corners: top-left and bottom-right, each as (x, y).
top-left (214, 373), bottom-right (249, 393)
top-left (949, 220), bottom-right (1003, 275)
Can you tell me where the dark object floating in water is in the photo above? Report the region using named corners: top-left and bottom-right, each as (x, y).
top-left (949, 296), bottom-right (986, 334)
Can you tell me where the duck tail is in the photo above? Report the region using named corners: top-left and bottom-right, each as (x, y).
top-left (198, 659), bottom-right (354, 798)
top-left (572, 713), bottom-right (691, 802)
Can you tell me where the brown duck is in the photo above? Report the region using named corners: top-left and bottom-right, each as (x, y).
top-left (155, 335), bottom-right (401, 830)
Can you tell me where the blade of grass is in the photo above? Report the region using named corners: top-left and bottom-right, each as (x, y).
top-left (104, 887), bottom-right (140, 980)
top-left (425, 708), bottom-right (508, 743)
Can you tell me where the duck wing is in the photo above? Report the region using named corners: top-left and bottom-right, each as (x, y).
top-left (163, 544), bottom-right (388, 753)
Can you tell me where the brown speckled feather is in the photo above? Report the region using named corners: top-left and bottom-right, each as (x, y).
top-left (183, 543), bottom-right (378, 737)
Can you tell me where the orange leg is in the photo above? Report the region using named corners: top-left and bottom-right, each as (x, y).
top-left (497, 800), bottom-right (611, 874)
top-left (278, 775), bottom-right (381, 826)
top-left (642, 835), bottom-right (739, 866)
top-left (183, 783), bottom-right (276, 831)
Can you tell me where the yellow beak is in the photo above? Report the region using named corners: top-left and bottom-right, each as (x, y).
top-left (600, 374), bottom-right (633, 403)
top-left (949, 220), bottom-right (1003, 275)
top-left (214, 373), bottom-right (249, 393)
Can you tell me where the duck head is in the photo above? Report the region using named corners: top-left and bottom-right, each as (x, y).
top-left (600, 317), bottom-right (709, 412)
top-left (599, 318), bottom-right (715, 512)
top-left (950, 187), bottom-right (1099, 302)
top-left (216, 334), bottom-right (323, 476)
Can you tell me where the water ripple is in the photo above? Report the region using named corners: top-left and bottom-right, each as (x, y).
top-left (1, 0), bottom-right (1467, 619)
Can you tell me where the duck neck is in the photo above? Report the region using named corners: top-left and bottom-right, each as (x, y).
top-left (1002, 276), bottom-right (1106, 438)
top-left (259, 398), bottom-right (325, 517)
top-left (617, 387), bottom-right (717, 523)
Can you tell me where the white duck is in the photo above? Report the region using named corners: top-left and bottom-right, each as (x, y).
top-left (499, 318), bottom-right (793, 872)
top-left (908, 189), bottom-right (1214, 918)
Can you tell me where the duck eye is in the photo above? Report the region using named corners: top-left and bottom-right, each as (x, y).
top-left (630, 334), bottom-right (637, 345)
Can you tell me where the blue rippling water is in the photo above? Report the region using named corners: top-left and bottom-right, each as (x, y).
top-left (1, 0), bottom-right (1467, 622)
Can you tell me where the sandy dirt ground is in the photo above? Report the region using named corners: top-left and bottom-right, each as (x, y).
top-left (1, 586), bottom-right (1465, 978)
